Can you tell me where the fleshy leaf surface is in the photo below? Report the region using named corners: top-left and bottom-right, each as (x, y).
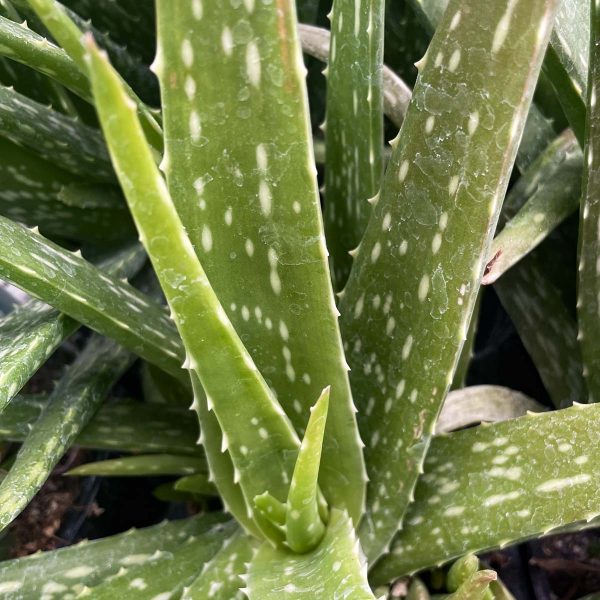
top-left (372, 403), bottom-right (600, 580)
top-left (154, 0), bottom-right (366, 523)
top-left (0, 334), bottom-right (133, 530)
top-left (67, 454), bottom-right (206, 477)
top-left (340, 0), bottom-right (557, 560)
top-left (324, 0), bottom-right (384, 287)
top-left (247, 509), bottom-right (377, 599)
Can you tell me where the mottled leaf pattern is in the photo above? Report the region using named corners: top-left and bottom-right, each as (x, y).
top-left (247, 509), bottom-right (377, 599)
top-left (155, 0), bottom-right (365, 524)
top-left (0, 243), bottom-right (144, 413)
top-left (0, 396), bottom-right (200, 455)
top-left (0, 514), bottom-right (230, 599)
top-left (0, 334), bottom-right (133, 530)
top-left (324, 0), bottom-right (384, 287)
top-left (0, 215), bottom-right (185, 379)
top-left (183, 531), bottom-right (256, 600)
top-left (483, 130), bottom-right (581, 284)
top-left (577, 0), bottom-right (600, 403)
top-left (372, 403), bottom-right (600, 579)
top-left (87, 38), bottom-right (305, 542)
top-left (340, 0), bottom-right (556, 561)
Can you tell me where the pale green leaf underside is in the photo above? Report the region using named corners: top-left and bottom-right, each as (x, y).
top-left (372, 403), bottom-right (600, 580)
top-left (247, 509), bottom-right (377, 599)
top-left (0, 514), bottom-right (230, 599)
top-left (155, 0), bottom-right (365, 523)
top-left (340, 0), bottom-right (556, 561)
top-left (67, 453), bottom-right (206, 478)
top-left (436, 385), bottom-right (546, 433)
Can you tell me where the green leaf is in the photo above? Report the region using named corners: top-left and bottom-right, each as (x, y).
top-left (0, 242), bottom-right (144, 413)
top-left (450, 291), bottom-right (481, 390)
top-left (0, 396), bottom-right (200, 455)
top-left (183, 531), bottom-right (256, 600)
top-left (0, 334), bottom-right (133, 530)
top-left (81, 520), bottom-right (239, 599)
top-left (324, 0), bottom-right (384, 287)
top-left (339, 0), bottom-right (557, 561)
top-left (483, 130), bottom-right (581, 284)
top-left (371, 403), bottom-right (600, 581)
top-left (174, 473), bottom-right (217, 497)
top-left (0, 84), bottom-right (113, 181)
top-left (446, 554), bottom-right (480, 591)
top-left (445, 570), bottom-right (497, 600)
top-left (542, 0), bottom-right (589, 144)
top-left (0, 215), bottom-right (185, 380)
top-left (436, 385), bottom-right (546, 433)
top-left (495, 249), bottom-right (585, 408)
top-left (284, 386), bottom-right (329, 553)
top-left (577, 0), bottom-right (600, 403)
top-left (246, 509), bottom-right (378, 599)
top-left (0, 514), bottom-right (230, 598)
top-left (154, 0), bottom-right (366, 525)
top-left (0, 137), bottom-right (135, 245)
top-left (298, 23), bottom-right (411, 128)
top-left (87, 36), bottom-right (305, 542)
top-left (24, 0), bottom-right (162, 148)
top-left (67, 454), bottom-right (206, 477)
top-left (0, 14), bottom-right (89, 98)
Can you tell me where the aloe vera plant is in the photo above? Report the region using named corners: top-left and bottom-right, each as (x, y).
top-left (2, 0), bottom-right (600, 598)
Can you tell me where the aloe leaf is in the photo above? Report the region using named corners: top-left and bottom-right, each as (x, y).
top-left (154, 0), bottom-right (365, 524)
top-left (175, 473), bottom-right (217, 497)
top-left (246, 509), bottom-right (377, 599)
top-left (445, 571), bottom-right (497, 600)
top-left (436, 385), bottom-right (546, 433)
top-left (371, 403), bottom-right (600, 581)
top-left (577, 0), bottom-right (600, 403)
top-left (298, 23), bottom-right (411, 128)
top-left (67, 454), bottom-right (206, 477)
top-left (0, 138), bottom-right (134, 244)
top-left (494, 249), bottom-right (584, 408)
top-left (450, 291), bottom-right (481, 390)
top-left (24, 0), bottom-right (162, 148)
top-left (324, 0), bottom-right (384, 287)
top-left (87, 38), bottom-right (306, 542)
top-left (542, 0), bottom-right (589, 144)
top-left (483, 130), bottom-right (582, 284)
top-left (0, 242), bottom-right (144, 413)
top-left (183, 531), bottom-right (256, 600)
top-left (0, 334), bottom-right (133, 530)
top-left (59, 0), bottom-right (156, 64)
top-left (446, 554), bottom-right (479, 591)
top-left (78, 520), bottom-right (239, 599)
top-left (0, 14), bottom-right (89, 98)
top-left (0, 396), bottom-right (200, 455)
top-left (284, 387), bottom-right (329, 553)
top-left (0, 215), bottom-right (185, 379)
top-left (517, 103), bottom-right (559, 172)
top-left (339, 0), bottom-right (556, 561)
top-left (0, 514), bottom-right (229, 598)
top-left (0, 84), bottom-right (113, 181)
top-left (407, 578), bottom-right (430, 600)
